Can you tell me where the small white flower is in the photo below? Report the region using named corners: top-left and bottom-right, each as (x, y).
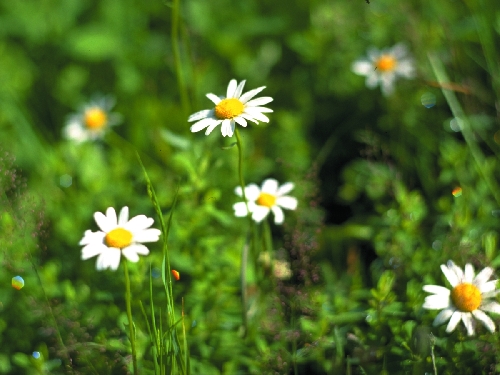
top-left (233, 178), bottom-right (297, 224)
top-left (423, 260), bottom-right (500, 336)
top-left (351, 43), bottom-right (415, 96)
top-left (188, 79), bottom-right (273, 137)
top-left (79, 207), bottom-right (161, 271)
top-left (63, 96), bottom-right (122, 143)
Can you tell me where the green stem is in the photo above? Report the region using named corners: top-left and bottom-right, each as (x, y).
top-left (235, 128), bottom-right (252, 335)
top-left (428, 53), bottom-right (500, 207)
top-left (171, 0), bottom-right (190, 116)
top-left (123, 259), bottom-right (138, 375)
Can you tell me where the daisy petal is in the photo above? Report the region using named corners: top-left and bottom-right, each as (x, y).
top-left (423, 295), bottom-right (450, 310)
top-left (190, 118), bottom-right (218, 133)
top-left (472, 309), bottom-right (496, 333)
top-left (271, 206), bottom-right (284, 224)
top-left (205, 121), bottom-right (221, 135)
top-left (252, 206), bottom-right (271, 222)
top-left (133, 228), bottom-right (162, 243)
top-left (441, 262), bottom-right (459, 287)
top-left (79, 230), bottom-right (106, 246)
top-left (240, 113), bottom-right (259, 124)
top-left (94, 211), bottom-right (114, 233)
top-left (244, 185), bottom-right (261, 200)
top-left (432, 307), bottom-right (454, 326)
top-left (96, 248), bottom-right (121, 271)
top-left (479, 280), bottom-right (498, 294)
top-left (234, 116), bottom-right (247, 127)
top-left (226, 79), bottom-right (238, 98)
top-left (462, 313), bottom-right (475, 336)
top-left (464, 263), bottom-right (475, 283)
top-left (422, 285), bottom-right (451, 296)
top-left (188, 109), bottom-right (213, 122)
top-left (480, 302), bottom-right (500, 314)
top-left (233, 80), bottom-right (246, 98)
top-left (474, 267), bottom-right (494, 287)
top-left (245, 97), bottom-right (273, 107)
top-left (81, 243), bottom-right (108, 260)
top-left (125, 215), bottom-right (154, 231)
top-left (243, 109), bottom-right (270, 123)
top-left (276, 196), bottom-right (298, 210)
top-left (118, 207), bottom-right (129, 226)
top-left (445, 311), bottom-right (462, 332)
top-left (261, 179), bottom-right (279, 195)
top-left (123, 244), bottom-right (150, 262)
top-left (206, 93), bottom-right (222, 105)
top-left (277, 182), bottom-right (295, 196)
top-left (233, 202), bottom-right (250, 217)
top-left (239, 86), bottom-right (266, 103)
top-left (351, 60), bottom-right (373, 76)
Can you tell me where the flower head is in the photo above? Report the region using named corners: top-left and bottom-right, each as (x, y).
top-left (351, 43), bottom-right (415, 96)
top-left (79, 207), bottom-right (161, 271)
top-left (63, 96), bottom-right (122, 143)
top-left (233, 178), bottom-right (297, 224)
top-left (188, 79), bottom-right (273, 137)
top-left (423, 260), bottom-right (500, 336)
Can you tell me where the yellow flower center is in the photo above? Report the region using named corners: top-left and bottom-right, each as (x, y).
top-left (215, 98), bottom-right (244, 119)
top-left (376, 55), bottom-right (397, 72)
top-left (84, 107), bottom-right (108, 130)
top-left (105, 228), bottom-right (133, 249)
top-left (451, 283), bottom-right (482, 312)
top-left (257, 192), bottom-right (277, 208)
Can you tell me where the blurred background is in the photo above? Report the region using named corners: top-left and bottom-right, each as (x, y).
top-left (1, 0), bottom-right (500, 373)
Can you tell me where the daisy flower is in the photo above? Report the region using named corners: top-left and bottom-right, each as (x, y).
top-left (188, 79), bottom-right (273, 137)
top-left (79, 207), bottom-right (161, 271)
top-left (63, 96), bottom-right (122, 142)
top-left (351, 43), bottom-right (415, 96)
top-left (423, 260), bottom-right (500, 336)
top-left (233, 178), bottom-right (297, 224)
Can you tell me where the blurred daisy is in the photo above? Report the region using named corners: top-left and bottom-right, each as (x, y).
top-left (423, 260), bottom-right (500, 336)
top-left (351, 43), bottom-right (415, 96)
top-left (188, 79), bottom-right (273, 137)
top-left (233, 178), bottom-right (297, 224)
top-left (80, 207), bottom-right (161, 271)
top-left (63, 96), bottom-right (121, 142)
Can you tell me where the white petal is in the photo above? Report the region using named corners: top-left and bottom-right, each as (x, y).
top-left (118, 207), bottom-right (129, 226)
top-left (479, 280), bottom-right (498, 294)
top-left (243, 109), bottom-right (270, 123)
top-left (474, 267), bottom-right (494, 288)
top-left (423, 295), bottom-right (451, 310)
top-left (445, 311), bottom-right (462, 332)
top-left (188, 109), bottom-right (212, 122)
top-left (132, 228), bottom-right (161, 243)
top-left (481, 302), bottom-right (500, 314)
top-left (206, 93), bottom-right (221, 105)
top-left (261, 179), bottom-right (279, 195)
top-left (233, 201), bottom-right (250, 217)
top-left (96, 248), bottom-right (121, 271)
top-left (422, 285), bottom-right (451, 296)
top-left (248, 106), bottom-right (273, 113)
top-left (94, 211), bottom-right (114, 233)
top-left (81, 243), bottom-right (107, 260)
top-left (380, 73), bottom-right (396, 96)
top-left (234, 186), bottom-right (243, 197)
top-left (106, 207), bottom-right (118, 226)
top-left (245, 97), bottom-right (273, 107)
top-left (461, 313), bottom-right (475, 336)
top-left (277, 182), bottom-right (295, 196)
top-left (365, 73), bottom-right (379, 89)
top-left (125, 215), bottom-right (154, 231)
top-left (472, 309), bottom-right (495, 332)
top-left (367, 47), bottom-right (380, 62)
top-left (351, 60), bottom-right (373, 76)
top-left (271, 206), bottom-right (284, 224)
top-left (245, 185), bottom-right (261, 201)
top-left (79, 230), bottom-right (106, 246)
top-left (252, 206), bottom-right (271, 222)
top-left (226, 79), bottom-right (238, 98)
top-left (190, 118), bottom-right (218, 133)
top-left (277, 196), bottom-right (298, 211)
top-left (396, 60), bottom-right (415, 78)
top-left (432, 307), bottom-right (454, 326)
top-left (122, 244), bottom-right (150, 262)
top-left (239, 86), bottom-right (266, 103)
top-left (390, 43), bottom-right (408, 59)
top-left (205, 121), bottom-right (221, 135)
top-left (450, 261), bottom-right (465, 282)
top-left (233, 80), bottom-right (246, 98)
top-left (221, 119), bottom-right (234, 137)
top-left (441, 262), bottom-right (459, 287)
top-left (234, 116), bottom-right (247, 127)
top-left (464, 263), bottom-right (475, 283)
top-left (239, 113), bottom-right (259, 124)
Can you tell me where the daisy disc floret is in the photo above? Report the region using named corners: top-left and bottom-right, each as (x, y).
top-left (351, 43), bottom-right (415, 96)
top-left (423, 260), bottom-right (500, 336)
top-left (188, 79), bottom-right (273, 137)
top-left (233, 178), bottom-right (298, 224)
top-left (63, 96), bottom-right (122, 143)
top-left (79, 207), bottom-right (161, 271)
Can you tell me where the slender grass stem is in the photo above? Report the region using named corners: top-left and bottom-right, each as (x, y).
top-left (123, 259), bottom-right (138, 375)
top-left (428, 53), bottom-right (500, 206)
top-left (171, 0), bottom-right (190, 116)
top-left (235, 128), bottom-right (253, 335)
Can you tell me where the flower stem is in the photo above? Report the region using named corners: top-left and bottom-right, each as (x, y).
top-left (235, 128), bottom-right (252, 335)
top-left (123, 259), bottom-right (138, 375)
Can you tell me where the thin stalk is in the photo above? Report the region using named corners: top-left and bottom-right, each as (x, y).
top-left (428, 53), bottom-right (500, 206)
top-left (235, 128), bottom-right (253, 335)
top-left (171, 0), bottom-right (190, 115)
top-left (123, 259), bottom-right (138, 375)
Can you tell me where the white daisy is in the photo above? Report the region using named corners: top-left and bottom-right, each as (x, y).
top-left (188, 79), bottom-right (273, 137)
top-left (63, 96), bottom-right (122, 143)
top-left (79, 207), bottom-right (161, 271)
top-left (233, 178), bottom-right (298, 224)
top-left (351, 43), bottom-right (415, 96)
top-left (423, 260), bottom-right (500, 336)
